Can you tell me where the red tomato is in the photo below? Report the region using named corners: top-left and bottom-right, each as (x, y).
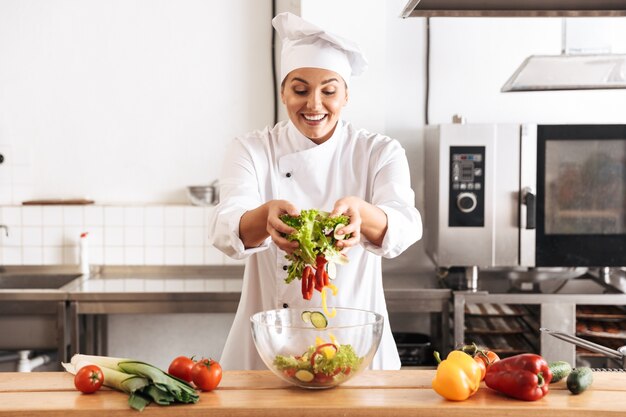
top-left (474, 356), bottom-right (487, 381)
top-left (476, 350), bottom-right (500, 370)
top-left (191, 358), bottom-right (222, 391)
top-left (74, 365), bottom-right (104, 394)
top-left (313, 372), bottom-right (334, 384)
top-left (168, 356), bottom-right (196, 382)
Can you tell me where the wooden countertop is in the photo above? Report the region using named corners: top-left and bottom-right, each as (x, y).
top-left (1, 370), bottom-right (625, 416)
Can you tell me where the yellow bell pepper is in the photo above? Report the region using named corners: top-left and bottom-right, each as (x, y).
top-left (431, 351), bottom-right (482, 401)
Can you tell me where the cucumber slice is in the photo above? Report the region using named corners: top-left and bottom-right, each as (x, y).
top-left (326, 262), bottom-right (337, 280)
top-left (310, 311), bottom-right (328, 329)
top-left (333, 223), bottom-right (346, 240)
top-left (295, 370), bottom-right (314, 382)
top-left (301, 311), bottom-right (312, 324)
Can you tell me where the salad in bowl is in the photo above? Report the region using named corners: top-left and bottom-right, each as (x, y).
top-left (250, 307), bottom-right (383, 389)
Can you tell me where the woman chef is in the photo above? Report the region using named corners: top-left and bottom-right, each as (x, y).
top-left (208, 12), bottom-right (422, 370)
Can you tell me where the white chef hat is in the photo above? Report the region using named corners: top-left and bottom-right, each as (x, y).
top-left (272, 12), bottom-right (368, 87)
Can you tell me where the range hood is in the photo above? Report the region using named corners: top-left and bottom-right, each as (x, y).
top-left (401, 0), bottom-right (626, 17)
top-left (501, 54), bottom-right (626, 92)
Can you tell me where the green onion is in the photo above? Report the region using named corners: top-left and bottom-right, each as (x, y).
top-left (62, 354), bottom-right (199, 412)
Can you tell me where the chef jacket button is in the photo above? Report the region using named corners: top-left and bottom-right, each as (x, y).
top-left (282, 303), bottom-right (289, 308)
top-left (282, 265), bottom-right (288, 271)
top-left (286, 172), bottom-right (292, 178)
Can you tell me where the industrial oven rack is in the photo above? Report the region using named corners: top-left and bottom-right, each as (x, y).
top-left (453, 291), bottom-right (626, 367)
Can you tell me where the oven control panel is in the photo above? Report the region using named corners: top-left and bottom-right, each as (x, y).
top-left (449, 146), bottom-right (485, 227)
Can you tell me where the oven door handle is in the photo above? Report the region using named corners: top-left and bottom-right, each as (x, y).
top-left (522, 187), bottom-right (536, 230)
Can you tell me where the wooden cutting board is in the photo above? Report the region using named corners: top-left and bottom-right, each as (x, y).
top-left (22, 199), bottom-right (95, 205)
top-left (1, 370), bottom-right (626, 417)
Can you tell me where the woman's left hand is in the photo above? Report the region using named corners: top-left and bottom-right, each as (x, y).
top-left (329, 196), bottom-right (363, 251)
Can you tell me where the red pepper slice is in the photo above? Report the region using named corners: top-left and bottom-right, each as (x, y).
top-left (310, 343), bottom-right (338, 367)
top-left (323, 269), bottom-right (329, 287)
top-left (301, 267), bottom-right (308, 299)
top-left (305, 267), bottom-right (314, 299)
top-left (302, 266), bottom-right (314, 300)
top-left (314, 267), bottom-right (324, 292)
top-left (315, 256), bottom-right (327, 292)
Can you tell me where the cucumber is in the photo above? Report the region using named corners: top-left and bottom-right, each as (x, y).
top-left (295, 370), bottom-right (314, 382)
top-left (548, 361), bottom-right (572, 383)
top-left (301, 311), bottom-right (312, 324)
top-left (326, 262), bottom-right (337, 280)
top-left (309, 311), bottom-right (328, 329)
top-left (333, 223), bottom-right (346, 240)
top-left (566, 367), bottom-right (593, 395)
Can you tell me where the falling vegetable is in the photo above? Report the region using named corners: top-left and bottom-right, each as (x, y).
top-left (321, 284), bottom-right (338, 318)
top-left (62, 354), bottom-right (199, 412)
top-left (280, 209), bottom-right (350, 286)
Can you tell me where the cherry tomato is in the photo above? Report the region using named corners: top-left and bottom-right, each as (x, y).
top-left (74, 365), bottom-right (104, 394)
top-left (475, 350), bottom-right (500, 370)
top-left (459, 344), bottom-right (500, 377)
top-left (191, 358), bottom-right (222, 391)
top-left (168, 356), bottom-right (196, 382)
top-left (474, 356), bottom-right (487, 380)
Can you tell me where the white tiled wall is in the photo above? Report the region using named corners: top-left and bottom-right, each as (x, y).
top-left (0, 205), bottom-right (239, 266)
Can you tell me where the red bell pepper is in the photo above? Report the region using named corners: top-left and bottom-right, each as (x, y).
top-left (485, 353), bottom-right (553, 401)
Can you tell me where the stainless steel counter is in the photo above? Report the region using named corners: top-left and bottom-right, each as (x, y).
top-left (0, 265), bottom-right (451, 363)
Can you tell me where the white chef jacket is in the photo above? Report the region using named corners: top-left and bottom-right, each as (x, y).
top-left (208, 119), bottom-right (422, 371)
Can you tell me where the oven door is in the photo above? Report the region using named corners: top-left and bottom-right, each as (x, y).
top-left (532, 124), bottom-right (626, 267)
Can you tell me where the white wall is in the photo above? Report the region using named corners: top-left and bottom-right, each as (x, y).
top-left (0, 0), bottom-right (273, 204)
top-left (429, 17), bottom-right (626, 124)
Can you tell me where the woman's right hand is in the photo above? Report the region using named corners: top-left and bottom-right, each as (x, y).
top-left (265, 200), bottom-right (300, 254)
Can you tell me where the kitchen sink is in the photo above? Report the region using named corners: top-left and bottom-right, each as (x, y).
top-left (0, 272), bottom-right (79, 364)
top-left (0, 274), bottom-right (81, 290)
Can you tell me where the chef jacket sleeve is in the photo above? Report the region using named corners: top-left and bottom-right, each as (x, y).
top-left (361, 138), bottom-right (422, 258)
top-left (208, 136), bottom-right (271, 260)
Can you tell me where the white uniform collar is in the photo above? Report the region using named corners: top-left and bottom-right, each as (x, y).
top-left (286, 119), bottom-right (345, 152)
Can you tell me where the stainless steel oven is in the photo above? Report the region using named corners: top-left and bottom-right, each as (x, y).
top-left (424, 123), bottom-right (626, 286)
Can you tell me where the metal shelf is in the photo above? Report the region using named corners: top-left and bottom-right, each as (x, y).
top-left (453, 291), bottom-right (626, 365)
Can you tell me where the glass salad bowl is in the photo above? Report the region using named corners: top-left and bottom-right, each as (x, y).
top-left (250, 307), bottom-right (384, 389)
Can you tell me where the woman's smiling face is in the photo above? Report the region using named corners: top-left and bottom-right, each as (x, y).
top-left (281, 67), bottom-right (348, 144)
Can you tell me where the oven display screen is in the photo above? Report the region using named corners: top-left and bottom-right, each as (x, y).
top-left (544, 139), bottom-right (626, 235)
top-left (461, 164), bottom-right (474, 181)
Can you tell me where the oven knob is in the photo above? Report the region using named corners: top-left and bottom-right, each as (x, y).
top-left (457, 192), bottom-right (477, 213)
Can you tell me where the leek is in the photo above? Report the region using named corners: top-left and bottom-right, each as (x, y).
top-left (62, 354), bottom-right (199, 412)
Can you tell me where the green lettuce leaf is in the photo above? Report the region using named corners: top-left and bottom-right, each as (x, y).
top-left (280, 209), bottom-right (350, 284)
